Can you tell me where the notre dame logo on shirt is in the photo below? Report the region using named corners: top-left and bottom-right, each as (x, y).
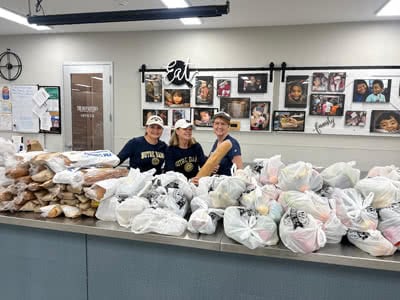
top-left (152, 158), bottom-right (160, 166)
top-left (184, 162), bottom-right (194, 173)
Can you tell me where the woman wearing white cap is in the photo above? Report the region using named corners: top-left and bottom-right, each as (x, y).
top-left (165, 119), bottom-right (206, 180)
top-left (117, 115), bottom-right (166, 174)
top-left (211, 111), bottom-right (243, 176)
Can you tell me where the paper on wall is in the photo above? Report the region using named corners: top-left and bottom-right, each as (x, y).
top-left (32, 87), bottom-right (50, 107)
top-left (0, 113), bottom-right (12, 130)
top-left (39, 111), bottom-right (52, 131)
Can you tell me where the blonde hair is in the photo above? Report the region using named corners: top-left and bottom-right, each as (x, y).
top-left (169, 129), bottom-right (197, 147)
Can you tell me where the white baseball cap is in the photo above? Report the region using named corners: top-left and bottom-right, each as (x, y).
top-left (174, 119), bottom-right (193, 129)
top-left (146, 115), bottom-right (164, 127)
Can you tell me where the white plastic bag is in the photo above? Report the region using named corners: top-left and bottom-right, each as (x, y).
top-left (355, 176), bottom-right (399, 209)
top-left (367, 165), bottom-right (400, 181)
top-left (115, 196), bottom-right (150, 228)
top-left (209, 177), bottom-right (246, 208)
top-left (95, 196), bottom-right (120, 221)
top-left (130, 208), bottom-right (187, 236)
top-left (320, 161), bottom-right (360, 188)
top-left (347, 229), bottom-right (397, 257)
top-left (224, 206), bottom-right (279, 249)
top-left (254, 155), bottom-right (285, 185)
top-left (279, 208), bottom-right (327, 254)
top-left (63, 150), bottom-right (120, 168)
top-left (378, 202), bottom-right (400, 247)
top-left (52, 169), bottom-right (84, 188)
top-left (278, 161), bottom-right (314, 192)
top-left (115, 168), bottom-right (155, 197)
top-left (187, 208), bottom-right (224, 234)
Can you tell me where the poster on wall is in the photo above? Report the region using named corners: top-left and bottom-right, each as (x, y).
top-left (192, 107), bottom-right (217, 127)
top-left (164, 89), bottom-right (191, 107)
top-left (312, 72), bottom-right (328, 92)
top-left (217, 79), bottom-right (231, 97)
top-left (220, 97), bottom-right (250, 118)
top-left (328, 72), bottom-right (346, 92)
top-left (0, 84), bottom-right (12, 130)
top-left (172, 108), bottom-right (191, 127)
top-left (344, 111), bottom-right (367, 127)
top-left (142, 109), bottom-right (168, 126)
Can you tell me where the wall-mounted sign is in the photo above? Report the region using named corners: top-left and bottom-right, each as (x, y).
top-left (165, 59), bottom-right (195, 88)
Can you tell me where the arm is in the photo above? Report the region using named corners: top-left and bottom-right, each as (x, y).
top-left (164, 147), bottom-right (175, 172)
top-left (117, 139), bottom-right (135, 165)
top-left (232, 155), bottom-right (244, 170)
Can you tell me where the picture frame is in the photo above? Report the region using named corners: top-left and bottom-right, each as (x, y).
top-left (352, 79), bottom-right (392, 103)
top-left (250, 101), bottom-right (270, 131)
top-left (272, 111), bottom-right (305, 132)
top-left (172, 108), bottom-right (191, 127)
top-left (284, 75), bottom-right (309, 108)
top-left (192, 107), bottom-right (217, 127)
top-left (216, 79), bottom-right (231, 97)
top-left (328, 72), bottom-right (346, 92)
top-left (220, 97), bottom-right (250, 119)
top-left (164, 89), bottom-right (191, 107)
top-left (195, 76), bottom-right (214, 105)
top-left (237, 73), bottom-right (268, 93)
top-left (142, 109), bottom-right (168, 127)
top-left (370, 110), bottom-right (400, 134)
top-left (344, 111), bottom-right (367, 127)
top-left (309, 94), bottom-right (345, 116)
top-left (145, 74), bottom-right (162, 103)
top-left (312, 72), bottom-right (328, 92)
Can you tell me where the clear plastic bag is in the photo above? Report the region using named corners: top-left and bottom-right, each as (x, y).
top-left (378, 202), bottom-right (400, 247)
top-left (209, 177), bottom-right (246, 208)
top-left (187, 208), bottom-right (224, 234)
top-left (254, 154), bottom-right (285, 185)
top-left (95, 196), bottom-right (120, 222)
top-left (115, 196), bottom-right (150, 228)
top-left (320, 161), bottom-right (360, 189)
top-left (367, 165), bottom-right (400, 181)
top-left (347, 229), bottom-right (396, 257)
top-left (355, 176), bottom-right (399, 209)
top-left (278, 161), bottom-right (314, 192)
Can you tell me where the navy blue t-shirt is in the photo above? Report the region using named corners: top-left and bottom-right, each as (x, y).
top-left (117, 136), bottom-right (166, 174)
top-left (210, 135), bottom-right (241, 176)
top-left (165, 143), bottom-right (206, 179)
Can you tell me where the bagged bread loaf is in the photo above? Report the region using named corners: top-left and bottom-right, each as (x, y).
top-left (40, 204), bottom-right (63, 218)
top-left (196, 140), bottom-right (232, 178)
top-left (82, 167), bottom-right (128, 186)
top-left (5, 164), bottom-right (30, 179)
top-left (31, 169), bottom-right (55, 183)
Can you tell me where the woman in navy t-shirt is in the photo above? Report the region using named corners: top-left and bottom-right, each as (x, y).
top-left (210, 112), bottom-right (243, 176)
top-left (117, 115), bottom-right (167, 174)
top-left (165, 119), bottom-right (206, 180)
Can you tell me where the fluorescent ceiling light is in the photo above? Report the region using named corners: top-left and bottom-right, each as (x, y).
top-left (161, 0), bottom-right (202, 25)
top-left (161, 0), bottom-right (189, 8)
top-left (72, 88), bottom-right (81, 92)
top-left (91, 76), bottom-right (103, 81)
top-left (376, 0), bottom-right (400, 16)
top-left (0, 7), bottom-right (51, 31)
top-left (180, 17), bottom-right (202, 25)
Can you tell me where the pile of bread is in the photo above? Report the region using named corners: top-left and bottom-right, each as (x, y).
top-left (0, 138), bottom-right (126, 218)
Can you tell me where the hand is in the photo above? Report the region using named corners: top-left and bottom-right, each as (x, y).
top-left (191, 177), bottom-right (200, 186)
top-left (212, 164), bottom-right (220, 174)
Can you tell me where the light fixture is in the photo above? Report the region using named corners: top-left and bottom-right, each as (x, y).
top-left (0, 7), bottom-right (51, 30)
top-left (91, 76), bottom-right (103, 81)
top-left (75, 84), bottom-right (92, 88)
top-left (160, 0), bottom-right (202, 25)
top-left (376, 0), bottom-right (400, 16)
top-left (27, 2), bottom-right (229, 26)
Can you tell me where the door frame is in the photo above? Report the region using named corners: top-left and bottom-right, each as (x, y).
top-left (62, 61), bottom-right (114, 151)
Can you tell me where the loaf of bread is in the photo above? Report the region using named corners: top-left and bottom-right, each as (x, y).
top-left (5, 165), bottom-right (30, 179)
top-left (196, 140), bottom-right (232, 178)
top-left (82, 168), bottom-right (128, 186)
top-left (31, 169), bottom-right (55, 183)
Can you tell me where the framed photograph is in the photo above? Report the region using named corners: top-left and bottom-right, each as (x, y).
top-left (217, 79), bottom-right (231, 97)
top-left (145, 74), bottom-right (162, 103)
top-left (237, 73), bottom-right (268, 93)
top-left (195, 76), bottom-right (214, 105)
top-left (285, 75), bottom-right (309, 108)
top-left (250, 101), bottom-right (270, 131)
top-left (328, 72), bottom-right (346, 92)
top-left (164, 89), bottom-right (191, 107)
top-left (370, 110), bottom-right (400, 134)
top-left (345, 111), bottom-right (367, 127)
top-left (272, 111), bottom-right (305, 132)
top-left (142, 109), bottom-right (168, 127)
top-left (309, 94), bottom-right (345, 116)
top-left (192, 108), bottom-right (217, 127)
top-left (220, 97), bottom-right (250, 118)
top-left (312, 72), bottom-right (328, 92)
top-left (353, 79), bottom-right (392, 103)
top-left (172, 108), bottom-right (191, 127)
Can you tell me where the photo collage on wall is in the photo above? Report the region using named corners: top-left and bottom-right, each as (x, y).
top-left (278, 69), bottom-right (400, 136)
top-left (142, 72), bottom-right (273, 131)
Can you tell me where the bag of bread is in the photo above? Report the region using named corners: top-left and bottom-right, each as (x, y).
top-left (82, 167), bottom-right (128, 186)
top-left (63, 150), bottom-right (120, 169)
top-left (40, 204), bottom-right (63, 218)
top-left (85, 178), bottom-right (119, 201)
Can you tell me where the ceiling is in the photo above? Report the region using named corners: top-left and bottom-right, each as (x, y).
top-left (0, 0), bottom-right (397, 35)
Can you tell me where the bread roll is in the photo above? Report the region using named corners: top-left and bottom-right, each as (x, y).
top-left (196, 140), bottom-right (232, 178)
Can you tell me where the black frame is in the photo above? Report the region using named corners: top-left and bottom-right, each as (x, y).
top-left (237, 73), bottom-right (268, 93)
top-left (272, 110), bottom-right (306, 132)
top-left (39, 86), bottom-right (62, 134)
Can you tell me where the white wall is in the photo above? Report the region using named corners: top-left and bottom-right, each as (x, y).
top-left (1, 21), bottom-right (399, 170)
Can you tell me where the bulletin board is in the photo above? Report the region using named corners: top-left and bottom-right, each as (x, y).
top-left (10, 85), bottom-right (39, 133)
top-left (140, 69), bottom-right (275, 132)
top-left (277, 68), bottom-right (400, 137)
top-left (39, 86), bottom-right (62, 134)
